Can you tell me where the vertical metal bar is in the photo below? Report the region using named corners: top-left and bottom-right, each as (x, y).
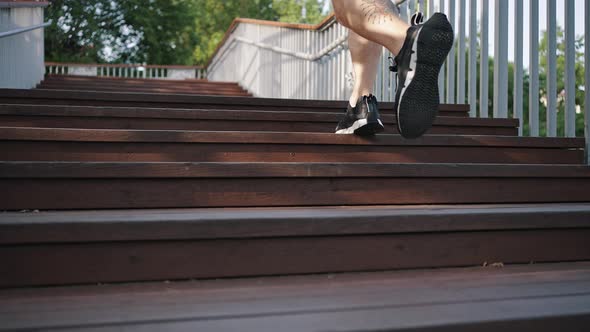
top-left (480, 0), bottom-right (489, 118)
top-left (399, 1), bottom-right (408, 22)
top-left (428, 0), bottom-right (435, 17)
top-left (468, 0), bottom-right (477, 117)
top-left (456, 0), bottom-right (465, 103)
top-left (529, 0), bottom-right (539, 135)
top-left (564, 0), bottom-right (576, 137)
top-left (585, 0), bottom-right (590, 163)
top-left (306, 29), bottom-right (310, 99)
top-left (493, 0), bottom-right (508, 118)
top-left (546, 0), bottom-right (557, 136)
top-left (438, 0), bottom-right (445, 102)
top-left (446, 0), bottom-right (455, 103)
top-left (514, 0), bottom-right (523, 135)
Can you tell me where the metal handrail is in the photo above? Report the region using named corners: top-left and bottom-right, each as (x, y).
top-left (0, 20), bottom-right (52, 39)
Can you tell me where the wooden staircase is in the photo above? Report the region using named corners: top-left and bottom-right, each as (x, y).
top-left (38, 75), bottom-right (253, 97)
top-left (1, 76), bottom-right (589, 330)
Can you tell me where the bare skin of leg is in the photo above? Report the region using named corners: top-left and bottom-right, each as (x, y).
top-left (333, 0), bottom-right (410, 106)
top-left (333, 0), bottom-right (410, 55)
top-left (347, 30), bottom-right (382, 106)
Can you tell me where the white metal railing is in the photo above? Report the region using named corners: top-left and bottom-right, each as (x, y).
top-left (0, 19), bottom-right (51, 38)
top-left (207, 1), bottom-right (590, 145)
top-left (207, 18), bottom-right (352, 101)
top-left (45, 63), bottom-right (207, 80)
top-left (0, 4), bottom-right (49, 89)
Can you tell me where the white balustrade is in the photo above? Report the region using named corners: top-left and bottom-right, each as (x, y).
top-left (44, 63), bottom-right (206, 80)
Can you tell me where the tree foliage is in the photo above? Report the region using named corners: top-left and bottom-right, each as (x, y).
top-left (45, 0), bottom-right (327, 65)
top-left (461, 25), bottom-right (586, 137)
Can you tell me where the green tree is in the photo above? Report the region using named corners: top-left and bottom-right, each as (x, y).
top-left (468, 25), bottom-right (585, 137)
top-left (538, 26), bottom-right (586, 137)
top-left (190, 0), bottom-right (276, 65)
top-left (46, 0), bottom-right (327, 65)
top-left (273, 0), bottom-right (324, 24)
top-left (191, 0), bottom-right (325, 65)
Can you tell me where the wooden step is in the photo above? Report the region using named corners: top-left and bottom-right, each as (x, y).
top-left (38, 80), bottom-right (248, 90)
top-left (2, 263), bottom-right (589, 331)
top-left (39, 79), bottom-right (248, 90)
top-left (43, 74), bottom-right (242, 87)
top-left (37, 83), bottom-right (253, 97)
top-left (1, 204), bottom-right (589, 286)
top-left (0, 127), bottom-right (582, 164)
top-left (0, 89), bottom-right (470, 116)
top-left (2, 162), bottom-right (590, 210)
top-left (0, 104), bottom-right (518, 135)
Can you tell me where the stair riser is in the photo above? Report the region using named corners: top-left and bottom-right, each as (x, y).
top-left (38, 83), bottom-right (248, 90)
top-left (0, 116), bottom-right (517, 135)
top-left (2, 178), bottom-right (589, 210)
top-left (0, 99), bottom-right (469, 116)
top-left (38, 85), bottom-right (253, 96)
top-left (38, 82), bottom-right (248, 89)
top-left (2, 229), bottom-right (588, 287)
top-left (1, 141), bottom-right (581, 164)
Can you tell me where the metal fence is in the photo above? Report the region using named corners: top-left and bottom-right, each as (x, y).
top-left (207, 0), bottom-right (590, 146)
top-left (0, 3), bottom-right (50, 89)
top-left (45, 63), bottom-right (207, 80)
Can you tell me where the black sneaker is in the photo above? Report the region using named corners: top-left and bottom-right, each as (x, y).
top-left (335, 94), bottom-right (385, 135)
top-left (391, 12), bottom-right (454, 139)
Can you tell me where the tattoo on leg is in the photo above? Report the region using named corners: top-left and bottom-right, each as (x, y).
top-left (361, 0), bottom-right (398, 24)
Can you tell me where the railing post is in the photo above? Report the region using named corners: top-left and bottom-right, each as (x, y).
top-left (529, 0), bottom-right (539, 136)
top-left (514, 0), bottom-right (524, 135)
top-left (456, 0), bottom-right (465, 104)
top-left (445, 0), bottom-right (455, 103)
top-left (467, 0), bottom-right (477, 117)
top-left (585, 0), bottom-right (590, 163)
top-left (438, 0), bottom-right (445, 103)
top-left (479, 0), bottom-right (489, 117)
top-left (546, 0), bottom-right (557, 137)
top-left (493, 0), bottom-right (508, 118)
top-left (564, 0), bottom-right (576, 137)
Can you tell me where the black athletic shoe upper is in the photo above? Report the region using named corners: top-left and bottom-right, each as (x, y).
top-left (335, 94), bottom-right (384, 135)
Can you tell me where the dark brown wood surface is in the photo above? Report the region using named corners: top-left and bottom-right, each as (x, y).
top-left (2, 177), bottom-right (590, 210)
top-left (42, 75), bottom-right (239, 86)
top-left (0, 127), bottom-right (583, 163)
top-left (3, 161), bottom-right (590, 178)
top-left (1, 263), bottom-right (587, 331)
top-left (37, 84), bottom-right (253, 97)
top-left (0, 89), bottom-right (470, 115)
top-left (0, 127), bottom-right (581, 146)
top-left (2, 140), bottom-right (583, 163)
top-left (0, 104), bottom-right (517, 134)
top-left (2, 204), bottom-right (589, 244)
top-left (1, 229), bottom-right (589, 286)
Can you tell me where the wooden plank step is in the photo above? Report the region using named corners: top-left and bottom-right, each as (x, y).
top-left (38, 80), bottom-right (248, 89)
top-left (2, 162), bottom-right (590, 210)
top-left (0, 127), bottom-right (581, 164)
top-left (37, 84), bottom-right (253, 96)
top-left (43, 75), bottom-right (243, 87)
top-left (0, 89), bottom-right (470, 116)
top-left (1, 204), bottom-right (589, 287)
top-left (0, 104), bottom-right (518, 135)
top-left (2, 263), bottom-right (589, 331)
